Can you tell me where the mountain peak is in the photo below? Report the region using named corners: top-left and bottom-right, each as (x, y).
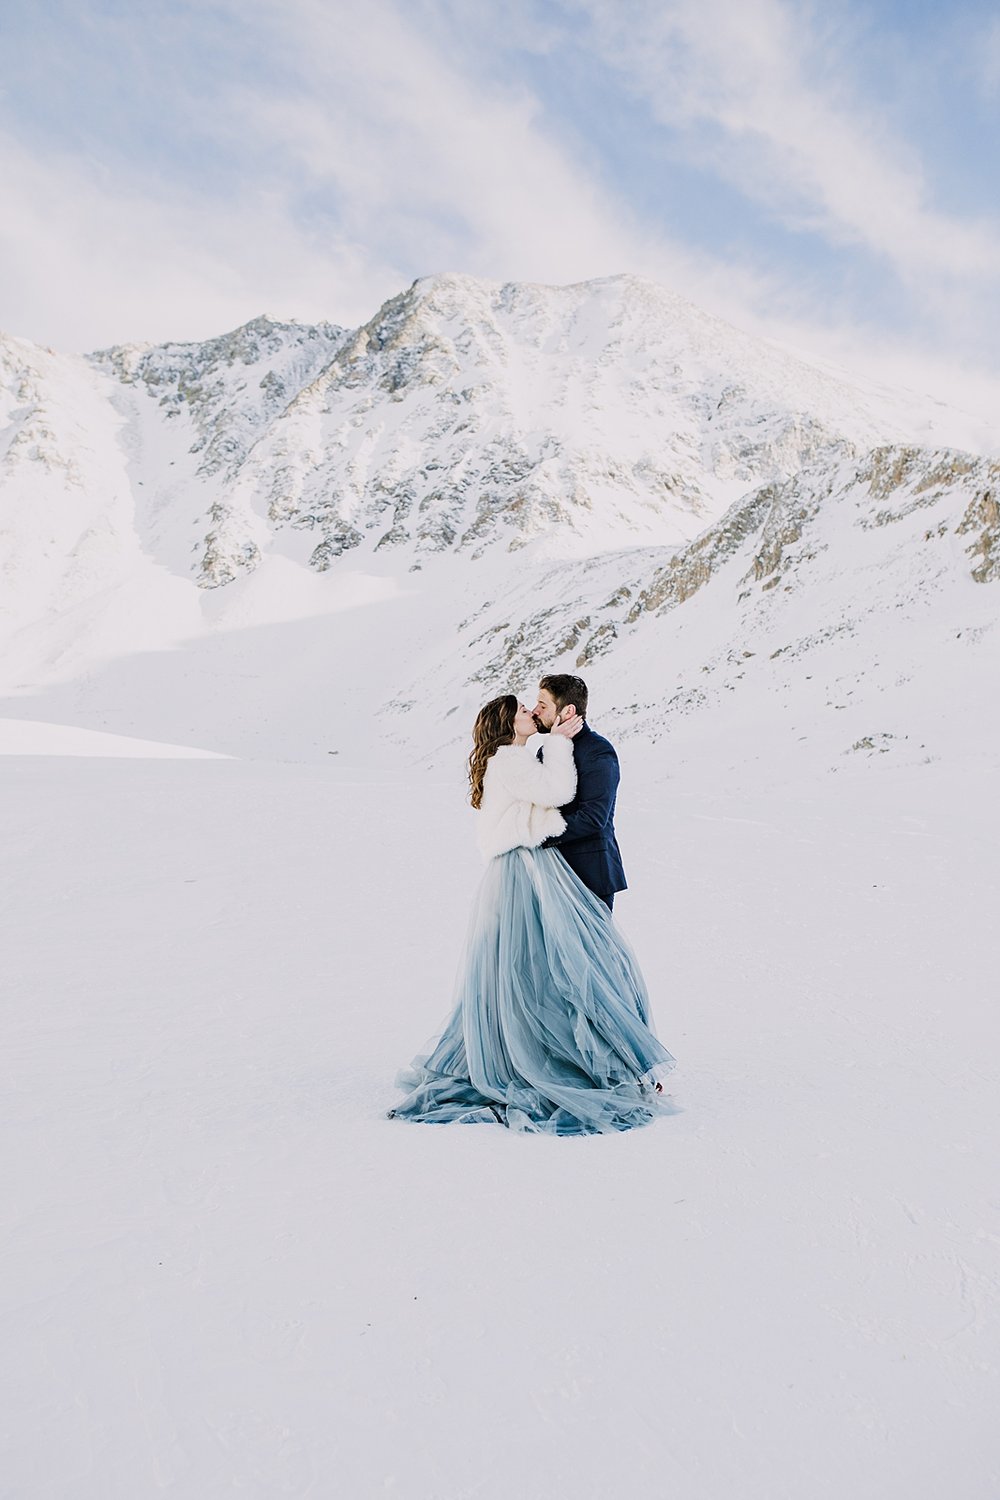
top-left (1, 272), bottom-right (997, 772)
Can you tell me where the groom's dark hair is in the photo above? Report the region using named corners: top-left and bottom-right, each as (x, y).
top-left (540, 673), bottom-right (589, 719)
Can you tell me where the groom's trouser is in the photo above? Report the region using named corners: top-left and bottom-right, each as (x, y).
top-left (598, 893), bottom-right (615, 913)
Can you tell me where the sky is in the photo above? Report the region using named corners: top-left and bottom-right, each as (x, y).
top-left (2, 0), bottom-right (999, 414)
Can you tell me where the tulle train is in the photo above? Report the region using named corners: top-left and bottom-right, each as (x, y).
top-left (390, 846), bottom-right (675, 1135)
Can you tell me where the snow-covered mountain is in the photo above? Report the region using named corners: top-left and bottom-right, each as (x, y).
top-left (0, 274), bottom-right (997, 770)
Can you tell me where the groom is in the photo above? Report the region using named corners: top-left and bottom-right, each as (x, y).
top-left (532, 673), bottom-right (627, 912)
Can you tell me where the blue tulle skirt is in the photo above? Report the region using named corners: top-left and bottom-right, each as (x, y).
top-left (390, 846), bottom-right (675, 1135)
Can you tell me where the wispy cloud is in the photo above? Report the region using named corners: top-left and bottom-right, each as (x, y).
top-left (226, 0), bottom-right (683, 288)
top-left (0, 128), bottom-right (398, 349)
top-left (0, 0), bottom-right (786, 348)
top-left (575, 0), bottom-right (1000, 289)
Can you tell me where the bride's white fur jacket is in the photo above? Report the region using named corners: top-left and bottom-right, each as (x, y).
top-left (475, 734), bottom-right (577, 860)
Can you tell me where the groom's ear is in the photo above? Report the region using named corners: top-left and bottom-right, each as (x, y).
top-left (561, 704), bottom-right (578, 722)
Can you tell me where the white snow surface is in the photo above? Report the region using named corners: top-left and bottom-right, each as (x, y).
top-left (3, 752), bottom-right (998, 1498)
top-left (0, 718), bottom-right (229, 757)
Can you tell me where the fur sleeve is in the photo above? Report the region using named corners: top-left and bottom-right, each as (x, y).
top-left (492, 737), bottom-right (577, 808)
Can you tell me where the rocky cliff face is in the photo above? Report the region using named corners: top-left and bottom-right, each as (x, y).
top-left (94, 315), bottom-right (347, 478)
top-left (221, 273), bottom-right (905, 579)
top-left (91, 316), bottom-right (347, 588)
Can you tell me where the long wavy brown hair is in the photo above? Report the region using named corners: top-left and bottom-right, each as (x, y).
top-left (468, 694), bottom-right (518, 809)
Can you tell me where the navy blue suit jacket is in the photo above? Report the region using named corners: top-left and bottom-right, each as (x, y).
top-left (542, 723), bottom-right (627, 898)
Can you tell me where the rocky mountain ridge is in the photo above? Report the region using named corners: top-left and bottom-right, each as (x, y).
top-left (5, 272), bottom-right (979, 596)
top-left (0, 274), bottom-right (996, 771)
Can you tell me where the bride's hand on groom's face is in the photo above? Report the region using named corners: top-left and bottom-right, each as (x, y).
top-left (550, 710), bottom-right (583, 739)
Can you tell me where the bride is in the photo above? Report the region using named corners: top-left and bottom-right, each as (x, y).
top-left (388, 694), bottom-right (675, 1134)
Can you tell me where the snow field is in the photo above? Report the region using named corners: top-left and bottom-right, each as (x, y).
top-left (3, 753), bottom-right (998, 1498)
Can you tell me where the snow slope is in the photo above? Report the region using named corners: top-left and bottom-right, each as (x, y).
top-left (0, 719), bottom-right (229, 757)
top-left (3, 439), bottom-right (996, 782)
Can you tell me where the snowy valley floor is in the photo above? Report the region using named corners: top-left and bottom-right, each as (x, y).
top-left (2, 746), bottom-right (999, 1499)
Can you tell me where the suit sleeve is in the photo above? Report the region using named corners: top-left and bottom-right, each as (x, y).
top-left (492, 737), bottom-right (577, 808)
top-left (546, 743), bottom-right (619, 843)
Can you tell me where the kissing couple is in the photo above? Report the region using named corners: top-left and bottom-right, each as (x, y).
top-left (389, 673), bottom-right (675, 1135)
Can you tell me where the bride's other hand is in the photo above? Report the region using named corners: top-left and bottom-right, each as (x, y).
top-left (551, 710), bottom-right (583, 738)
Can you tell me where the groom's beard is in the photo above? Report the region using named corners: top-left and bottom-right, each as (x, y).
top-left (532, 715), bottom-right (552, 733)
